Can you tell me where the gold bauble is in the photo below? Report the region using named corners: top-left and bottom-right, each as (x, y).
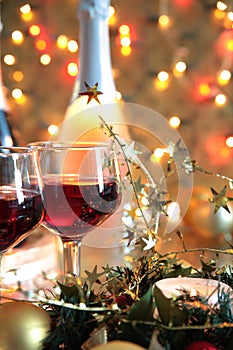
top-left (183, 186), bottom-right (233, 239)
top-left (0, 301), bottom-right (51, 350)
top-left (91, 340), bottom-right (145, 350)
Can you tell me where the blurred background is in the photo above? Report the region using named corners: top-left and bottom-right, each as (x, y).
top-left (1, 0), bottom-right (233, 259)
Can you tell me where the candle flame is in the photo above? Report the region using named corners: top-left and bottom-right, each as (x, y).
top-left (190, 288), bottom-right (197, 297)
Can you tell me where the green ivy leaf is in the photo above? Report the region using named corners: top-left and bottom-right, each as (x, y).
top-left (127, 286), bottom-right (155, 321)
top-left (153, 284), bottom-right (187, 326)
top-left (57, 280), bottom-right (85, 302)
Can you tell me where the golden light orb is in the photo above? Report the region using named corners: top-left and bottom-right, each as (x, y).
top-left (40, 54), bottom-right (51, 65)
top-left (158, 15), bottom-right (171, 28)
top-left (169, 115), bottom-right (181, 128)
top-left (215, 93), bottom-right (227, 106)
top-left (67, 62), bottom-right (79, 76)
top-left (226, 136), bottom-right (233, 148)
top-left (57, 35), bottom-right (68, 49)
top-left (11, 30), bottom-right (24, 44)
top-left (4, 54), bottom-right (16, 65)
top-left (67, 40), bottom-right (79, 53)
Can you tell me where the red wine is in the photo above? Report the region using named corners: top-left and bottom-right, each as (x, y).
top-left (0, 187), bottom-right (44, 253)
top-left (43, 178), bottom-right (121, 241)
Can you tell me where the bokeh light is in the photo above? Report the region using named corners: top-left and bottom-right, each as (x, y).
top-left (67, 62), bottom-right (79, 77)
top-left (40, 54), bottom-right (51, 65)
top-left (11, 30), bottom-right (24, 44)
top-left (4, 54), bottom-right (16, 65)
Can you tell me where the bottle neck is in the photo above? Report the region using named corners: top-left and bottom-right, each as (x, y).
top-left (70, 0), bottom-right (116, 103)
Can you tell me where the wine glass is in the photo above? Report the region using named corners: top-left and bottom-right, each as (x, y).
top-left (29, 141), bottom-right (122, 280)
top-left (0, 147), bottom-right (44, 296)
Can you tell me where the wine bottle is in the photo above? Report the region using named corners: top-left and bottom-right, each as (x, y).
top-left (58, 0), bottom-right (130, 261)
top-left (59, 0), bottom-right (128, 142)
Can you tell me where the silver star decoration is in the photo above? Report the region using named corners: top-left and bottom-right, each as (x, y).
top-left (142, 234), bottom-right (156, 250)
top-left (123, 141), bottom-right (142, 162)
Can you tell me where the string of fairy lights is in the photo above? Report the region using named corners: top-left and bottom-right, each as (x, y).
top-left (0, 0), bottom-right (233, 156)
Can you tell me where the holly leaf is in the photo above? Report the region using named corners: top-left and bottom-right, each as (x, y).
top-left (153, 283), bottom-right (187, 326)
top-left (57, 280), bottom-right (85, 302)
top-left (127, 286), bottom-right (155, 321)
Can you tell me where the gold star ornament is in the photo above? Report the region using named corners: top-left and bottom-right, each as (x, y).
top-left (79, 81), bottom-right (103, 104)
top-left (208, 185), bottom-right (233, 214)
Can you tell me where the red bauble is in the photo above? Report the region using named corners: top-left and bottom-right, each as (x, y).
top-left (185, 341), bottom-right (218, 350)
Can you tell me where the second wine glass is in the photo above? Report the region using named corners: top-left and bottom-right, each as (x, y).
top-left (30, 141), bottom-right (122, 279)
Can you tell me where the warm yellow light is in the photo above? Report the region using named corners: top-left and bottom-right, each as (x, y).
top-left (11, 30), bottom-right (24, 44)
top-left (228, 12), bottom-right (233, 21)
top-left (115, 91), bottom-right (122, 101)
top-left (12, 88), bottom-right (23, 99)
top-left (57, 35), bottom-right (68, 49)
top-left (154, 77), bottom-right (170, 91)
top-left (151, 148), bottom-right (164, 163)
top-left (158, 15), bottom-right (171, 28)
top-left (15, 94), bottom-right (26, 105)
top-left (4, 54), bottom-right (16, 65)
top-left (214, 8), bottom-right (226, 19)
top-left (67, 40), bottom-right (79, 53)
top-left (120, 37), bottom-right (131, 47)
top-left (157, 71), bottom-right (169, 82)
top-left (169, 115), bottom-right (181, 128)
top-left (35, 39), bottom-right (47, 51)
top-left (109, 5), bottom-right (115, 17)
top-left (29, 25), bottom-right (41, 36)
top-left (216, 1), bottom-right (228, 11)
top-left (175, 61), bottom-right (187, 73)
top-left (119, 24), bottom-right (130, 36)
top-left (121, 46), bottom-right (132, 56)
top-left (226, 39), bottom-right (233, 51)
top-left (217, 69), bottom-right (231, 85)
top-left (12, 71), bottom-right (24, 82)
top-left (20, 4), bottom-right (31, 14)
top-left (48, 124), bottom-right (59, 136)
top-left (153, 148), bottom-right (164, 158)
top-left (21, 12), bottom-right (33, 22)
top-left (215, 93), bottom-right (227, 106)
top-left (108, 14), bottom-right (116, 26)
top-left (173, 61), bottom-right (187, 77)
top-left (220, 146), bottom-right (230, 158)
top-left (226, 136), bottom-right (233, 147)
top-left (40, 54), bottom-right (51, 65)
top-left (199, 83), bottom-right (211, 96)
top-left (67, 62), bottom-right (79, 76)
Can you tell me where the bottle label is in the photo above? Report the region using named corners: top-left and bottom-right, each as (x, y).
top-left (78, 0), bottom-right (110, 19)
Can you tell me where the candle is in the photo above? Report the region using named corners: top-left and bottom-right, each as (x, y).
top-left (153, 277), bottom-right (232, 320)
top-left (154, 277), bottom-right (232, 305)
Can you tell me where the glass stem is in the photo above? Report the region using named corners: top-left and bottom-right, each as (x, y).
top-left (62, 240), bottom-right (81, 278)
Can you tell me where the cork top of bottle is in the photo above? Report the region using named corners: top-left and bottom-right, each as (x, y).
top-left (78, 0), bottom-right (110, 19)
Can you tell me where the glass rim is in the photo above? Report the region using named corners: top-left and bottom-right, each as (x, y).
top-left (28, 141), bottom-right (112, 150)
top-left (0, 146), bottom-right (34, 154)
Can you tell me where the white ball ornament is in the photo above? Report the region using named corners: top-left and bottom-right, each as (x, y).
top-left (91, 340), bottom-right (146, 350)
top-left (0, 301), bottom-right (51, 350)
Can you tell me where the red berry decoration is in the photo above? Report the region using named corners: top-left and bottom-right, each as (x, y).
top-left (185, 341), bottom-right (218, 350)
